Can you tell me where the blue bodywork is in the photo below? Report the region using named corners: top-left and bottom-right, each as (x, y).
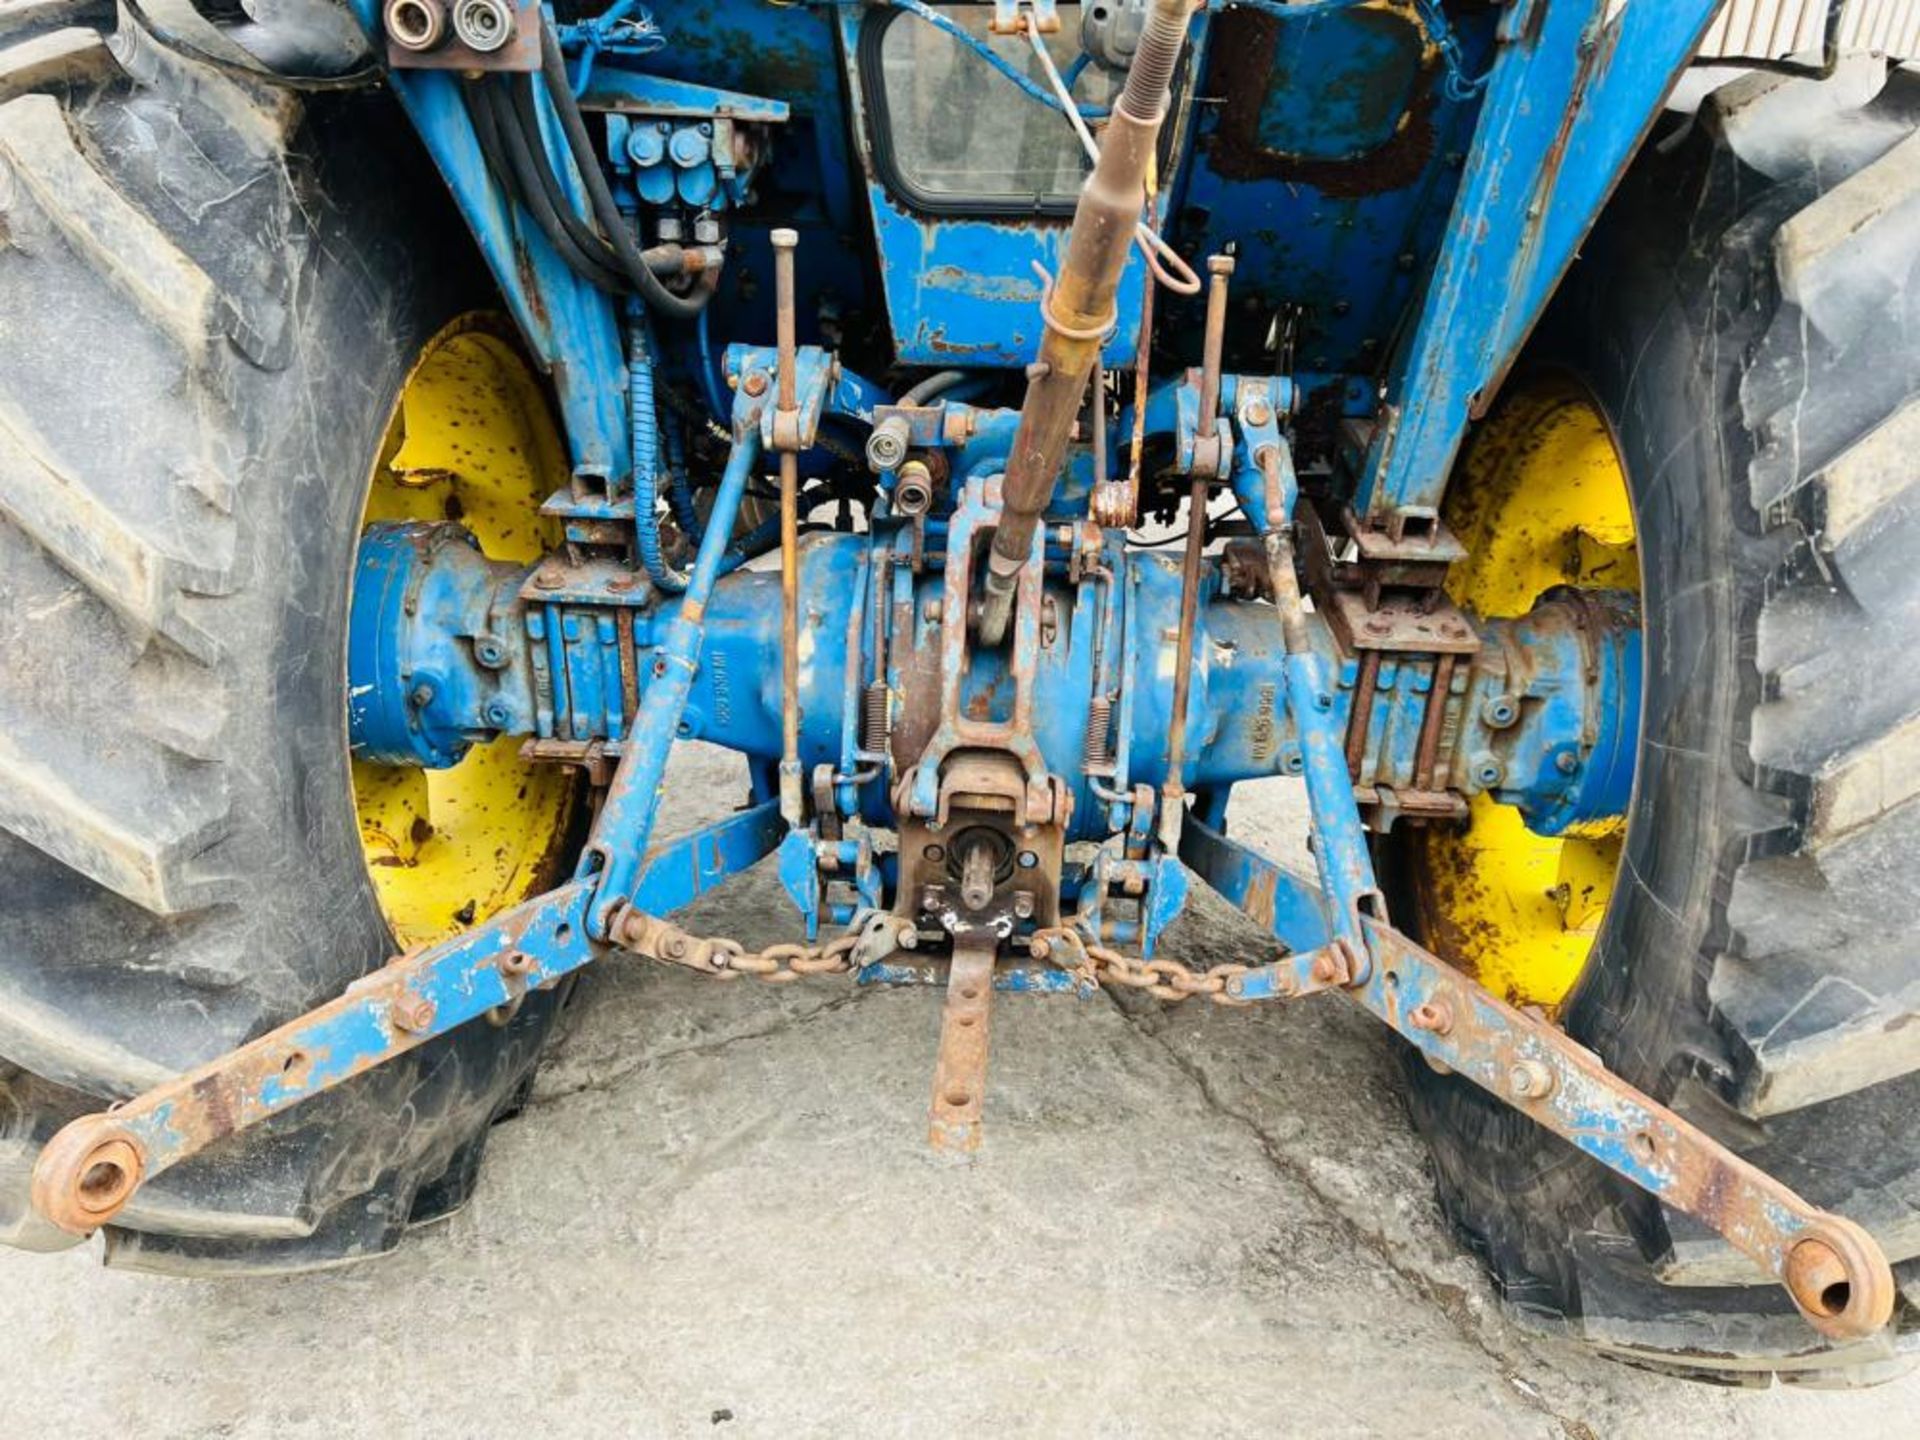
top-left (348, 0), bottom-right (1716, 499)
top-left (336, 0), bottom-right (1707, 957)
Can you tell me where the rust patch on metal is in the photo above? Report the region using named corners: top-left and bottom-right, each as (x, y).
top-left (928, 935), bottom-right (998, 1153)
top-left (1201, 8), bottom-right (1440, 197)
top-left (189, 1071), bottom-right (239, 1144)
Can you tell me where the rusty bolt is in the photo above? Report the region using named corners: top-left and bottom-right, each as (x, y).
top-left (1440, 618), bottom-right (1468, 639)
top-left (1508, 1058), bottom-right (1555, 1100)
top-left (1363, 615), bottom-right (1392, 637)
top-left (743, 370), bottom-right (768, 397)
top-left (1556, 750), bottom-right (1581, 775)
top-left (1310, 951), bottom-right (1344, 985)
top-left (391, 991), bottom-right (436, 1034)
top-left (1408, 1000), bottom-right (1454, 1036)
top-left (499, 951), bottom-right (536, 978)
top-left (1243, 397), bottom-right (1272, 426)
top-left (534, 567), bottom-right (563, 591)
top-left (661, 933), bottom-right (689, 961)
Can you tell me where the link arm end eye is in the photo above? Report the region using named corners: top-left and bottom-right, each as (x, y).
top-left (1785, 1216), bottom-right (1896, 1341)
top-left (31, 1114), bottom-right (147, 1235)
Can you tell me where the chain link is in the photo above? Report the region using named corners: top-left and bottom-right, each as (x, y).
top-left (615, 910), bottom-right (863, 984)
top-left (1028, 926), bottom-right (1253, 1005)
top-left (621, 910), bottom-right (1254, 1004)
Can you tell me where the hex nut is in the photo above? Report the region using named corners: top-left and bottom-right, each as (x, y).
top-left (1508, 1058), bottom-right (1555, 1100)
top-left (390, 992), bottom-right (436, 1034)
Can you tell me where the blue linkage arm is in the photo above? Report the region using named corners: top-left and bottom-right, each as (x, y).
top-left (27, 405), bottom-right (777, 1224)
top-left (1233, 394), bottom-right (1385, 982)
top-left (579, 422), bottom-right (766, 939)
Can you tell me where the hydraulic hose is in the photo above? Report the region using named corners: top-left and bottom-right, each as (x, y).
top-left (660, 397), bottom-right (704, 542)
top-left (469, 77), bottom-right (701, 296)
top-left (630, 319), bottom-right (690, 592)
top-left (537, 20), bottom-right (716, 320)
top-left (506, 73), bottom-right (630, 282)
top-left (899, 369), bottom-right (968, 406)
top-left (468, 79), bottom-right (627, 291)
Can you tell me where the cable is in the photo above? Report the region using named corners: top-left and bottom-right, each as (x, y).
top-left (120, 0), bottom-right (382, 91)
top-left (660, 395), bottom-right (704, 542)
top-left (1025, 24), bottom-right (1200, 297)
top-left (888, 0), bottom-right (1107, 119)
top-left (695, 305), bottom-right (731, 425)
top-left (537, 20), bottom-right (716, 319)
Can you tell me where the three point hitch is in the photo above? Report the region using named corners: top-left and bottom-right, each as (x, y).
top-left (27, 0), bottom-right (1897, 1348)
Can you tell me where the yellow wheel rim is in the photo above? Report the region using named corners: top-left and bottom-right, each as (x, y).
top-left (1411, 375), bottom-right (1639, 1011)
top-left (351, 316), bottom-right (579, 949)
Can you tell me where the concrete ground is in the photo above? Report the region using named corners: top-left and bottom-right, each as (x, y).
top-left (3, 745), bottom-right (1915, 1438)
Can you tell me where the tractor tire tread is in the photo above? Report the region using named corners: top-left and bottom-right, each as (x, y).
top-left (1405, 59), bottom-right (1920, 1385)
top-left (0, 4), bottom-right (560, 1271)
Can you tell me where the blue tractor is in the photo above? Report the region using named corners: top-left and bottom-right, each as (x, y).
top-left (2, 0), bottom-right (1918, 1382)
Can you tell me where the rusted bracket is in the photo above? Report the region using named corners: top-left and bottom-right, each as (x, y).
top-left (1219, 942), bottom-right (1357, 1002)
top-left (1350, 919), bottom-right (1895, 1341)
top-left (928, 934), bottom-right (1000, 1152)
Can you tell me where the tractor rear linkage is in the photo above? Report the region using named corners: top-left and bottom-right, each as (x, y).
top-left (28, 0), bottom-right (1894, 1345)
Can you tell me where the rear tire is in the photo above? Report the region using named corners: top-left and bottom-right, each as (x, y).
top-left (0, 3), bottom-right (566, 1271)
top-left (1399, 59), bottom-right (1920, 1383)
